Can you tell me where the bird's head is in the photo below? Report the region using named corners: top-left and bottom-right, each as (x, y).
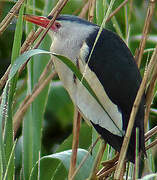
top-left (24, 14), bottom-right (97, 58)
top-left (23, 14), bottom-right (96, 41)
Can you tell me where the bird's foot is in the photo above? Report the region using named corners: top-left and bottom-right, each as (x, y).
top-left (96, 152), bottom-right (119, 179)
top-left (101, 152), bottom-right (119, 167)
top-left (97, 163), bottom-right (117, 179)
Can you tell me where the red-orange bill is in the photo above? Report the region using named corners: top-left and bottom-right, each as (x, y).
top-left (23, 14), bottom-right (50, 28)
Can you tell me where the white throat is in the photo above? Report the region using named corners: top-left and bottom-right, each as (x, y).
top-left (49, 22), bottom-right (95, 61)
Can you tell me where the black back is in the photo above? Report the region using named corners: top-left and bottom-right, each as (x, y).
top-left (85, 28), bottom-right (145, 163)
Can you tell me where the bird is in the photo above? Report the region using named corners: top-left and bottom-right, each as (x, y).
top-left (23, 14), bottom-right (146, 163)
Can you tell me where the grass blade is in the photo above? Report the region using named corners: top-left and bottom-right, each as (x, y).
top-left (22, 35), bottom-right (51, 179)
top-left (0, 84), bottom-right (9, 178)
top-left (2, 3), bottom-right (24, 179)
top-left (3, 140), bottom-right (17, 180)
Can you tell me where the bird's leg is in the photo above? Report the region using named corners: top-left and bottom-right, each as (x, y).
top-left (97, 160), bottom-right (126, 180)
top-left (97, 163), bottom-right (117, 179)
top-left (101, 152), bottom-right (119, 167)
top-left (96, 152), bottom-right (119, 179)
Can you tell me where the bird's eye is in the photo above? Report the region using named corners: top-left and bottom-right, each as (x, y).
top-left (55, 22), bottom-right (61, 29)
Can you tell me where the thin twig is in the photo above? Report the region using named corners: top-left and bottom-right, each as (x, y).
top-left (106, 0), bottom-right (128, 22)
top-left (71, 136), bottom-right (101, 180)
top-left (0, 30), bottom-right (36, 91)
top-left (13, 71), bottom-right (57, 137)
top-left (79, 1), bottom-right (90, 18)
top-left (32, 0), bottom-right (70, 46)
top-left (31, 59), bottom-right (54, 95)
top-left (144, 61), bottom-right (157, 129)
top-left (33, 13), bottom-right (59, 49)
top-left (88, 140), bottom-right (106, 179)
top-left (0, 0), bottom-right (25, 34)
top-left (0, 29), bottom-right (38, 91)
top-left (145, 126), bottom-right (157, 142)
top-left (0, 65), bottom-right (11, 90)
top-left (114, 45), bottom-right (157, 180)
top-left (13, 94), bottom-right (31, 135)
top-left (49, 0), bottom-right (69, 15)
top-left (88, 0), bottom-right (96, 22)
top-left (20, 30), bottom-right (36, 54)
top-left (18, 29), bottom-right (44, 74)
top-left (98, 163), bottom-right (117, 179)
top-left (128, 0), bottom-right (133, 23)
top-left (134, 0), bottom-right (155, 67)
top-left (146, 138), bottom-right (157, 151)
top-left (38, 59), bottom-right (54, 83)
top-left (68, 109), bottom-right (81, 180)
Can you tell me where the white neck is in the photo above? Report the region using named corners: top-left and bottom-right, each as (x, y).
top-left (49, 22), bottom-right (96, 61)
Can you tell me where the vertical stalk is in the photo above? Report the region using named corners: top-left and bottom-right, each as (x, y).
top-left (69, 107), bottom-right (81, 180)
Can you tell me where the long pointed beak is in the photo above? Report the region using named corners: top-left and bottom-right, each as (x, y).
top-left (23, 14), bottom-right (50, 28)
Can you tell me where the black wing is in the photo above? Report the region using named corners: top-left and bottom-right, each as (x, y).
top-left (85, 28), bottom-right (145, 162)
